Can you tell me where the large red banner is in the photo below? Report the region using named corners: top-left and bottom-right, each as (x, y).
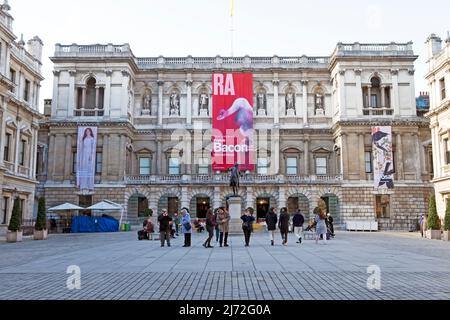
top-left (212, 73), bottom-right (254, 172)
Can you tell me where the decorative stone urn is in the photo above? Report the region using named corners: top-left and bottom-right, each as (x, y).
top-left (426, 229), bottom-right (441, 240)
top-left (34, 229), bottom-right (48, 241)
top-left (6, 230), bottom-right (23, 243)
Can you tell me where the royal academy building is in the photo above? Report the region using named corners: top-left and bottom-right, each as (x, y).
top-left (37, 41), bottom-right (433, 231)
top-left (0, 3), bottom-right (44, 234)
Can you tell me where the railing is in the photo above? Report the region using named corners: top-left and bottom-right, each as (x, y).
top-left (333, 42), bottom-right (414, 57)
top-left (3, 161), bottom-right (14, 173)
top-left (363, 108), bottom-right (394, 116)
top-left (74, 108), bottom-right (105, 117)
top-left (18, 166), bottom-right (30, 177)
top-left (10, 44), bottom-right (41, 74)
top-left (54, 44), bottom-right (132, 57)
top-left (125, 174), bottom-right (343, 185)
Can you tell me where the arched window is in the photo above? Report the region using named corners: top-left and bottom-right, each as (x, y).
top-left (77, 77), bottom-right (105, 112)
top-left (86, 78), bottom-right (96, 109)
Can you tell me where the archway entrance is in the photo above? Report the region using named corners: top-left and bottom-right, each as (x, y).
top-left (287, 194), bottom-right (310, 217)
top-left (158, 195), bottom-right (180, 216)
top-left (255, 194), bottom-right (275, 219)
top-left (321, 193), bottom-right (340, 223)
top-left (190, 194), bottom-right (210, 219)
top-left (128, 193), bottom-right (149, 219)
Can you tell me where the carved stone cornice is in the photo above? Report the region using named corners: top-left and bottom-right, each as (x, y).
top-left (390, 69), bottom-right (399, 75)
top-left (354, 69), bottom-right (362, 76)
top-left (53, 70), bottom-right (60, 76)
top-left (333, 118), bottom-right (430, 128)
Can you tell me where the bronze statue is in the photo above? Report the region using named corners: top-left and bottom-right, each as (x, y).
top-left (230, 163), bottom-right (241, 196)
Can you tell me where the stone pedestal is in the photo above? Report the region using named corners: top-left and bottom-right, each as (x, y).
top-left (199, 109), bottom-right (209, 117)
top-left (286, 109), bottom-right (295, 116)
top-left (227, 196), bottom-right (243, 235)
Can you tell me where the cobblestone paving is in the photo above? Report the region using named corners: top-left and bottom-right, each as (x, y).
top-left (1, 231), bottom-right (450, 300)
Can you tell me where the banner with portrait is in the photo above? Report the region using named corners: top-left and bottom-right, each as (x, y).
top-left (76, 126), bottom-right (98, 191)
top-left (212, 73), bottom-right (255, 171)
top-left (372, 126), bottom-right (394, 189)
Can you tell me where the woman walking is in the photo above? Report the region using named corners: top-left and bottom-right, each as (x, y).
top-left (314, 207), bottom-right (328, 245)
top-left (203, 209), bottom-right (216, 248)
top-left (278, 207), bottom-right (290, 246)
top-left (217, 207), bottom-right (230, 247)
top-left (266, 207), bottom-right (278, 246)
top-left (241, 208), bottom-right (256, 247)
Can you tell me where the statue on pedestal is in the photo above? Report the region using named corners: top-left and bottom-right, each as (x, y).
top-left (199, 93), bottom-right (209, 115)
top-left (229, 163), bottom-right (241, 196)
top-left (286, 91), bottom-right (296, 114)
top-left (170, 92), bottom-right (180, 116)
top-left (142, 91), bottom-right (152, 115)
top-left (315, 93), bottom-right (325, 116)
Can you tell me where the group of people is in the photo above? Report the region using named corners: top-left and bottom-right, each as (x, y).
top-left (146, 199), bottom-right (335, 248)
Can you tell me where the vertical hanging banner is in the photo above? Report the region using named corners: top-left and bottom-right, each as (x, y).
top-left (77, 126), bottom-right (98, 191)
top-left (372, 126), bottom-right (394, 189)
top-left (212, 73), bottom-right (255, 171)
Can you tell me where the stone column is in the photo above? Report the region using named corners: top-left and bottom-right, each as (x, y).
top-left (81, 87), bottom-right (86, 109)
top-left (0, 103), bottom-right (5, 166)
top-left (272, 128), bottom-right (280, 175)
top-left (118, 134), bottom-right (126, 180)
top-left (396, 133), bottom-right (404, 180)
top-left (186, 79), bottom-right (192, 125)
top-left (278, 187), bottom-right (286, 209)
top-left (14, 118), bottom-right (21, 173)
top-left (367, 85), bottom-right (372, 108)
top-left (338, 70), bottom-right (346, 116)
top-left (104, 70), bottom-right (112, 117)
top-left (304, 137), bottom-right (310, 176)
top-left (245, 186), bottom-right (254, 210)
top-left (413, 133), bottom-right (422, 181)
top-left (95, 87), bottom-right (100, 109)
top-left (102, 134), bottom-right (109, 181)
top-left (391, 69), bottom-right (400, 115)
top-left (358, 133), bottom-right (366, 180)
top-left (181, 187), bottom-right (189, 210)
top-left (273, 80), bottom-right (280, 125)
top-left (48, 134), bottom-right (56, 178)
top-left (158, 80), bottom-right (164, 126)
top-left (213, 187), bottom-right (222, 209)
top-left (341, 133), bottom-right (348, 178)
top-left (302, 80), bottom-right (308, 126)
top-left (28, 128), bottom-right (35, 179)
top-left (64, 134), bottom-right (72, 179)
top-left (156, 139), bottom-right (162, 173)
top-left (355, 69), bottom-right (363, 114)
top-left (121, 71), bottom-right (130, 118)
top-left (35, 84), bottom-right (41, 110)
top-left (52, 71), bottom-right (60, 116)
top-left (68, 70), bottom-right (76, 116)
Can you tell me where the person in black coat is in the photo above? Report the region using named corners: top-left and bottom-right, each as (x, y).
top-left (241, 208), bottom-right (256, 247)
top-left (265, 207), bottom-right (278, 246)
top-left (327, 213), bottom-right (335, 237)
top-left (158, 210), bottom-right (173, 247)
top-left (292, 210), bottom-right (305, 244)
top-left (278, 207), bottom-right (290, 246)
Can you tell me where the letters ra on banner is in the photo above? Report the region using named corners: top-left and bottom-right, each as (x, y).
top-left (212, 73), bottom-right (255, 172)
top-left (372, 126), bottom-right (394, 190)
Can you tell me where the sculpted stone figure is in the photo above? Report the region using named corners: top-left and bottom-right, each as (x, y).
top-left (199, 93), bottom-right (209, 113)
top-left (257, 92), bottom-right (266, 110)
top-left (286, 92), bottom-right (295, 110)
top-left (143, 92), bottom-right (151, 110)
top-left (170, 92), bottom-right (180, 115)
top-left (315, 93), bottom-right (325, 115)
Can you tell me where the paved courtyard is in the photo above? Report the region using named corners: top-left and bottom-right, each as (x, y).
top-left (1, 231), bottom-right (450, 300)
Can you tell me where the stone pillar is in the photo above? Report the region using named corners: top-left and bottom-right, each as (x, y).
top-left (68, 70), bottom-right (76, 116)
top-left (228, 196), bottom-right (243, 234)
top-left (64, 134), bottom-right (72, 179)
top-left (355, 69), bottom-right (363, 114)
top-left (104, 70), bottom-right (112, 117)
top-left (278, 187), bottom-right (286, 209)
top-left (381, 85), bottom-right (386, 108)
top-left (341, 133), bottom-right (348, 178)
top-left (304, 138), bottom-right (310, 176)
top-left (391, 69), bottom-right (400, 115)
top-left (273, 80), bottom-right (280, 125)
top-left (186, 79), bottom-right (192, 125)
top-left (213, 187), bottom-right (222, 209)
top-left (338, 70), bottom-right (346, 116)
top-left (302, 80), bottom-right (308, 126)
top-left (413, 133), bottom-right (422, 181)
top-left (52, 71), bottom-right (60, 116)
top-left (95, 87), bottom-right (100, 109)
top-left (272, 128), bottom-right (280, 175)
top-left (156, 139), bottom-right (162, 173)
top-left (358, 133), bottom-right (366, 180)
top-left (158, 80), bottom-right (164, 126)
top-left (121, 71), bottom-right (130, 118)
top-left (118, 134), bottom-right (126, 180)
top-left (81, 87), bottom-right (86, 109)
top-left (102, 134), bottom-right (109, 181)
top-left (396, 133), bottom-right (404, 180)
top-left (48, 134), bottom-right (56, 178)
top-left (245, 187), bottom-right (254, 210)
top-left (35, 84), bottom-right (41, 111)
top-left (14, 118), bottom-right (21, 173)
top-left (367, 85), bottom-right (372, 108)
top-left (181, 187), bottom-right (189, 210)
top-left (0, 103), bottom-right (5, 166)
top-left (28, 129), bottom-right (35, 179)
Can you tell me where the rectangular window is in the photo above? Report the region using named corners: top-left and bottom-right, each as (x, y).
top-left (36, 151), bottom-right (41, 175)
top-left (169, 158), bottom-right (180, 175)
top-left (10, 68), bottom-right (16, 84)
top-left (139, 157), bottom-right (151, 175)
top-left (315, 157), bottom-right (327, 175)
top-left (198, 158), bottom-right (209, 175)
top-left (4, 133), bottom-right (11, 162)
top-left (286, 157), bottom-right (298, 175)
top-left (24, 79), bottom-right (30, 102)
top-left (19, 139), bottom-right (26, 166)
top-left (257, 158), bottom-right (269, 175)
top-left (365, 151), bottom-right (373, 173)
top-left (2, 197), bottom-right (8, 225)
top-left (392, 151), bottom-right (396, 174)
top-left (440, 78), bottom-right (446, 100)
top-left (445, 138), bottom-right (450, 165)
top-left (371, 94), bottom-right (378, 108)
top-left (95, 152), bottom-right (102, 174)
top-left (376, 195), bottom-right (390, 219)
top-left (72, 151), bottom-right (77, 174)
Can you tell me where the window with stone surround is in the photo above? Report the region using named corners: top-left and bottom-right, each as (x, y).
top-left (198, 158), bottom-right (209, 175)
top-left (24, 80), bottom-right (31, 102)
top-left (365, 151), bottom-right (373, 173)
top-left (257, 158), bottom-right (269, 175)
top-left (3, 132), bottom-right (11, 162)
top-left (139, 157), bottom-right (151, 175)
top-left (376, 195), bottom-right (390, 219)
top-left (445, 138), bottom-right (450, 165)
top-left (72, 151), bottom-right (77, 174)
top-left (315, 157), bottom-right (327, 175)
top-left (168, 157), bottom-right (180, 175)
top-left (19, 139), bottom-right (26, 166)
top-left (95, 152), bottom-right (102, 174)
top-left (286, 157), bottom-right (298, 175)
top-left (440, 78), bottom-right (446, 101)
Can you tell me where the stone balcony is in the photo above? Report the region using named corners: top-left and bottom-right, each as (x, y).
top-left (125, 174), bottom-right (343, 185)
top-left (362, 107), bottom-right (394, 116)
top-left (332, 42), bottom-right (415, 58)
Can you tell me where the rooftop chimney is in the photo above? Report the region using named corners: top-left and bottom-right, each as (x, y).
top-left (426, 33), bottom-right (442, 58)
top-left (27, 36), bottom-right (43, 62)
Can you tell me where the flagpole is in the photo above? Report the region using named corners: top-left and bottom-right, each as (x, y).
top-left (230, 0), bottom-right (234, 57)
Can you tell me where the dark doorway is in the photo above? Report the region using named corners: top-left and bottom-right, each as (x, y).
top-left (256, 197), bottom-right (270, 219)
top-left (287, 197), bottom-right (299, 215)
top-left (79, 195), bottom-right (93, 216)
top-left (137, 196), bottom-right (149, 217)
top-left (196, 197), bottom-right (210, 219)
top-left (168, 197), bottom-right (179, 216)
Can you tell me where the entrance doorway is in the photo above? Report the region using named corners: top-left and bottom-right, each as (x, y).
top-left (137, 196), bottom-right (149, 217)
top-left (168, 197), bottom-right (179, 216)
top-left (320, 194), bottom-right (340, 223)
top-left (256, 197), bottom-right (270, 219)
top-left (196, 197), bottom-right (210, 219)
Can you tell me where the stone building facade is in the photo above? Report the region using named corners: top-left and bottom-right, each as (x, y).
top-left (37, 41), bottom-right (433, 231)
top-left (425, 34), bottom-right (450, 219)
top-left (0, 2), bottom-right (44, 234)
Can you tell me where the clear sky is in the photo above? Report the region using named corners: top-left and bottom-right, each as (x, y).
top-left (9, 0), bottom-right (450, 111)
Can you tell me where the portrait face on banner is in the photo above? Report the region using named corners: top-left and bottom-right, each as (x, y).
top-left (76, 127), bottom-right (98, 191)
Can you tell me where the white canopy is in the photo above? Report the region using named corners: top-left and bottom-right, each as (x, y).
top-left (86, 200), bottom-right (126, 225)
top-left (48, 203), bottom-right (85, 211)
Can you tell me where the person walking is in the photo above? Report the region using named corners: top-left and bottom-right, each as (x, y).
top-left (203, 209), bottom-right (216, 248)
top-left (181, 207), bottom-right (192, 247)
top-left (293, 209), bottom-right (305, 244)
top-left (241, 208), bottom-right (256, 247)
top-left (158, 209), bottom-right (173, 247)
top-left (217, 207), bottom-right (230, 247)
top-left (266, 207), bottom-right (278, 246)
top-left (327, 213), bottom-right (335, 237)
top-left (278, 207), bottom-right (290, 246)
top-left (214, 209), bottom-right (220, 243)
top-left (314, 207), bottom-right (328, 245)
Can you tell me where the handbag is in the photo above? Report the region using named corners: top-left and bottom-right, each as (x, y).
top-left (184, 222), bottom-right (192, 231)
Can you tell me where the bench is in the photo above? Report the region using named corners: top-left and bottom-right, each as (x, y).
top-left (346, 220), bottom-right (378, 232)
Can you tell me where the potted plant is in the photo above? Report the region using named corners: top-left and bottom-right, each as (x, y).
top-left (426, 195), bottom-right (441, 240)
top-left (443, 200), bottom-right (450, 241)
top-left (145, 208), bottom-right (153, 217)
top-left (34, 197), bottom-right (48, 241)
top-left (6, 197), bottom-right (23, 243)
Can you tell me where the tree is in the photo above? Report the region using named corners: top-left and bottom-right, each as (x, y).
top-left (35, 197), bottom-right (47, 231)
top-left (428, 195), bottom-right (441, 231)
top-left (8, 197), bottom-right (22, 232)
top-left (444, 200), bottom-right (450, 232)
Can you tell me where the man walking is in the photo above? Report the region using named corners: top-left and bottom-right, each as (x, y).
top-left (293, 209), bottom-right (305, 244)
top-left (266, 207), bottom-right (278, 246)
top-left (158, 209), bottom-right (173, 247)
top-left (181, 207), bottom-right (192, 247)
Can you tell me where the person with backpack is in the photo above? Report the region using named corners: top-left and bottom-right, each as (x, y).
top-left (181, 207), bottom-right (192, 247)
top-left (241, 207), bottom-right (256, 247)
top-left (292, 209), bottom-right (305, 244)
top-left (203, 208), bottom-right (216, 248)
top-left (265, 207), bottom-right (278, 246)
